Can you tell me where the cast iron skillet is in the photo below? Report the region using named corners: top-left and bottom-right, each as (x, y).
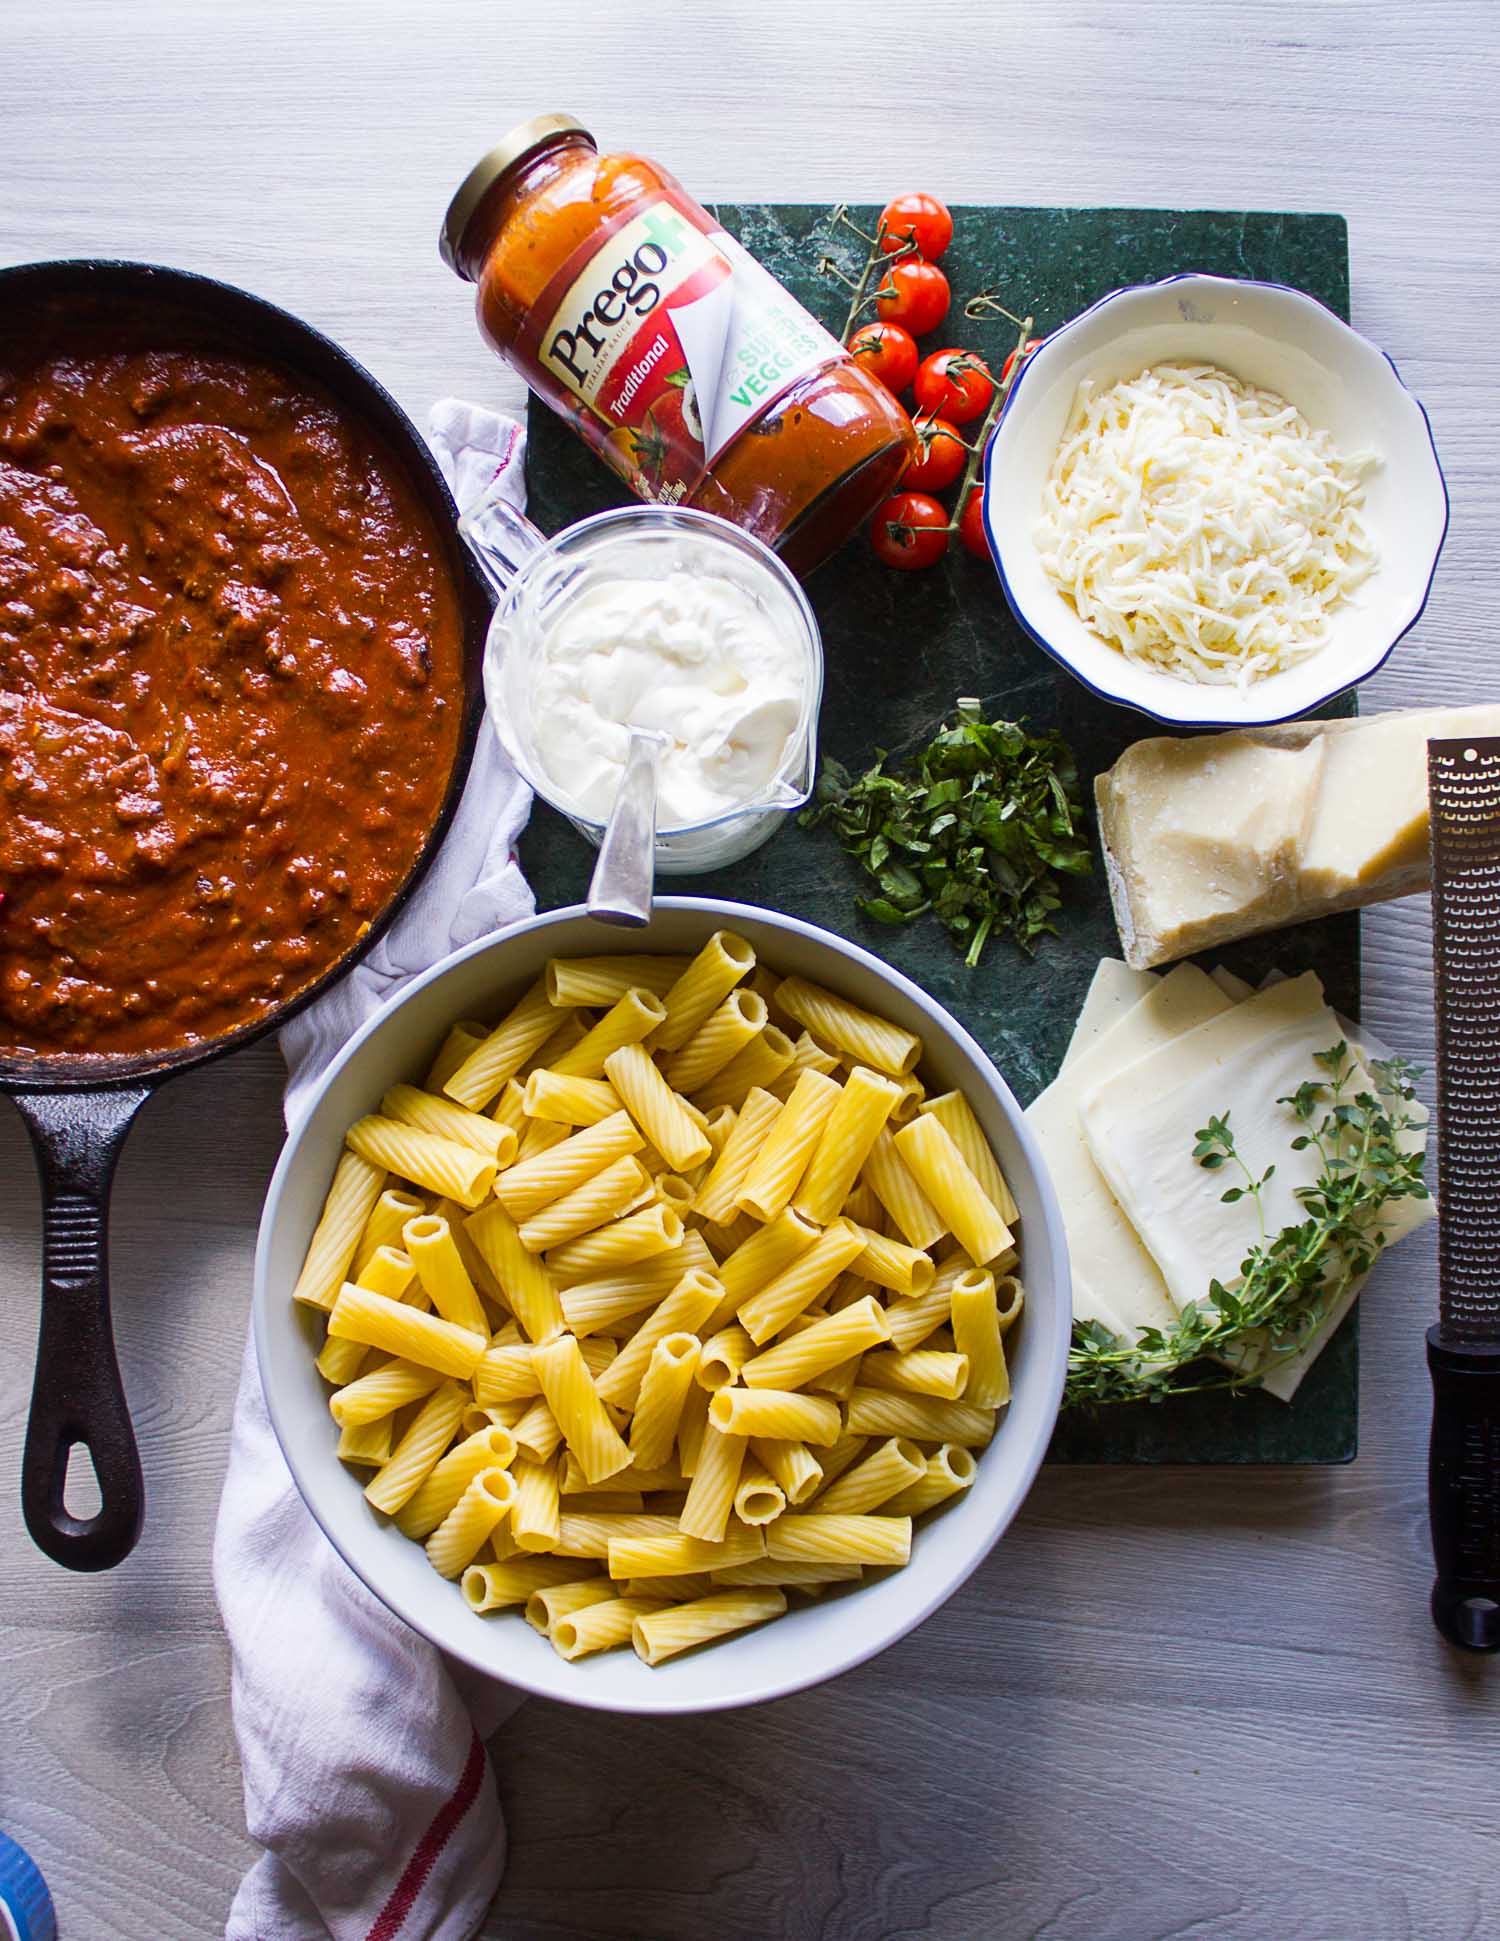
top-left (0, 260), bottom-right (492, 1572)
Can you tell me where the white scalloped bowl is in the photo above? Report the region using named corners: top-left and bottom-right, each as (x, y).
top-left (253, 901), bottom-right (1071, 1715)
top-left (981, 273), bottom-right (1449, 727)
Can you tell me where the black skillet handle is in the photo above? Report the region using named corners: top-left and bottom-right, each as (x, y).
top-left (1428, 1328), bottom-right (1500, 1652)
top-left (10, 1087), bottom-right (152, 1570)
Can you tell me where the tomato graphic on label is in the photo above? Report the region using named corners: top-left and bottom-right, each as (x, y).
top-left (652, 370), bottom-right (703, 447)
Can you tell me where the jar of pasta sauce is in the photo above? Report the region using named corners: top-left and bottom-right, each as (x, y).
top-left (440, 115), bottom-right (919, 577)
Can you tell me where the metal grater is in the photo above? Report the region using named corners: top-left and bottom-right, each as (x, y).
top-left (1426, 737), bottom-right (1500, 1650)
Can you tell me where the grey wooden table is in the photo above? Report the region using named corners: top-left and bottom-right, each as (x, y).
top-left (3, 3), bottom-right (1498, 1936)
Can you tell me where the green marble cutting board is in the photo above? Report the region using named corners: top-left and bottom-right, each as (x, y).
top-left (521, 204), bottom-right (1358, 1464)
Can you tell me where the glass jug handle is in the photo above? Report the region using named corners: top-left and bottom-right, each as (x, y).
top-left (458, 484), bottom-right (547, 596)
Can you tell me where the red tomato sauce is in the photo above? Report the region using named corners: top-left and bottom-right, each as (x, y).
top-left (0, 338), bottom-right (464, 1057)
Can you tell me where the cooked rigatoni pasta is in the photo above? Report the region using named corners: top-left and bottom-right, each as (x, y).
top-left (774, 976), bottom-right (922, 1077)
top-left (292, 941), bottom-right (1027, 1668)
top-left (893, 1115), bottom-right (1013, 1266)
top-left (603, 1042), bottom-right (712, 1171)
top-left (293, 1151), bottom-right (386, 1310)
top-left (736, 1070), bottom-right (841, 1222)
top-left (632, 1588), bottom-right (785, 1664)
top-left (444, 980), bottom-right (560, 1110)
top-left (382, 1083), bottom-right (516, 1163)
top-left (653, 930), bottom-right (756, 1053)
top-left (550, 988), bottom-right (667, 1079)
top-left (692, 1087), bottom-right (784, 1225)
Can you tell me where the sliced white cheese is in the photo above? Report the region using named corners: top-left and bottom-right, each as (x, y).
top-left (1026, 964), bottom-right (1231, 1337)
top-left (1096, 704), bottom-right (1500, 969)
top-left (1060, 959), bottom-right (1161, 1072)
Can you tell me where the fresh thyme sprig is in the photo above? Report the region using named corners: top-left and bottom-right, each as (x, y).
top-left (1063, 1043), bottom-right (1430, 1409)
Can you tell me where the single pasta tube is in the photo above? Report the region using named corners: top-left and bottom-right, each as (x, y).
top-left (363, 1381), bottom-right (467, 1515)
top-left (750, 1437), bottom-right (824, 1507)
top-left (424, 1019), bottom-right (489, 1093)
top-left (949, 1268), bottom-right (1011, 1406)
top-left (883, 1444), bottom-right (978, 1516)
top-left (545, 954), bottom-right (687, 1006)
top-left (464, 1203), bottom-right (565, 1344)
top-left (628, 1332), bottom-right (702, 1470)
top-left (696, 1325), bottom-right (754, 1391)
top-left (793, 1066), bottom-right (902, 1226)
top-left (293, 1151), bottom-right (386, 1310)
top-left (552, 1596), bottom-right (668, 1662)
top-left (462, 1556), bottom-right (592, 1612)
top-left (346, 1116), bottom-right (497, 1209)
top-left (495, 1111), bottom-right (646, 1221)
top-left (328, 1285), bottom-right (486, 1380)
top-left (559, 1241), bottom-right (707, 1335)
top-left (473, 1344), bottom-right (540, 1407)
top-left (736, 1070), bottom-right (842, 1222)
top-left (774, 977), bottom-right (922, 1077)
top-left (995, 1273), bottom-right (1025, 1336)
top-left (402, 1214), bottom-right (490, 1335)
top-left (550, 988), bottom-right (667, 1079)
top-left (862, 1127), bottom-right (948, 1252)
top-left (705, 1209), bottom-right (822, 1331)
top-left (394, 1423), bottom-right (518, 1538)
top-left (859, 1347), bottom-right (972, 1401)
top-left (523, 1070), bottom-right (621, 1127)
top-left (766, 1513), bottom-right (913, 1568)
top-left (381, 1083), bottom-right (515, 1162)
top-left (510, 1453), bottom-right (563, 1550)
top-left (711, 1559), bottom-right (861, 1588)
top-left (329, 1358), bottom-right (444, 1428)
top-left (689, 1026), bottom-right (796, 1113)
top-left (544, 1201), bottom-right (683, 1283)
top-left (660, 989), bottom-right (768, 1096)
top-left (709, 1387), bottom-right (841, 1447)
top-left (813, 1436), bottom-right (926, 1515)
top-left (847, 1223), bottom-right (935, 1298)
top-left (732, 1459), bottom-right (787, 1527)
top-left (603, 1042), bottom-right (712, 1171)
top-left (653, 930), bottom-right (757, 1053)
top-left (553, 1513), bottom-right (680, 1559)
top-left (425, 1468), bottom-right (518, 1578)
top-left (531, 1335), bottom-right (633, 1485)
top-left (844, 1386), bottom-right (996, 1447)
top-left (737, 1220), bottom-right (867, 1345)
top-left (919, 1091), bottom-right (1019, 1224)
top-left (631, 1588), bottom-right (786, 1665)
top-left (676, 1383), bottom-right (712, 1477)
top-left (525, 1576), bottom-right (615, 1635)
top-left (594, 1268), bottom-right (724, 1410)
top-left (893, 1115), bottom-right (1013, 1266)
top-left (740, 1294), bottom-right (891, 1390)
top-left (519, 1156), bottom-right (651, 1253)
top-left (444, 980), bottom-right (560, 1109)
top-left (678, 1422), bottom-right (749, 1542)
top-left (884, 1278), bottom-right (955, 1353)
top-left (692, 1087), bottom-right (783, 1225)
top-left (352, 1187), bottom-right (428, 1282)
top-left (606, 1526), bottom-right (765, 1580)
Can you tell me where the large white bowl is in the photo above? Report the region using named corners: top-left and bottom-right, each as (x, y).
top-left (982, 272), bottom-right (1449, 727)
top-left (254, 900), bottom-right (1071, 1714)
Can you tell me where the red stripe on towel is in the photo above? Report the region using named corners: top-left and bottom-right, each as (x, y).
top-left (366, 1727), bottom-right (489, 1941)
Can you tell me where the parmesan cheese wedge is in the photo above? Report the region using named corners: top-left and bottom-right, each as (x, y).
top-left (1098, 705), bottom-right (1500, 970)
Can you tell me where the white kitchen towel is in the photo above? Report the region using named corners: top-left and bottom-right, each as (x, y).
top-left (213, 400), bottom-right (534, 1941)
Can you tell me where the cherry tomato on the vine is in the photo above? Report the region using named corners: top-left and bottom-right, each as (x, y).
top-left (1000, 337), bottom-right (1045, 386)
top-left (912, 348), bottom-right (995, 426)
top-left (903, 416), bottom-right (968, 493)
top-left (877, 192), bottom-right (954, 261)
top-left (847, 321), bottom-right (920, 395)
top-left (874, 258), bottom-right (950, 337)
top-left (871, 491), bottom-right (951, 570)
top-left (958, 487), bottom-right (990, 560)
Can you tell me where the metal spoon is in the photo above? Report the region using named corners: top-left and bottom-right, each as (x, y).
top-left (586, 727), bottom-right (666, 927)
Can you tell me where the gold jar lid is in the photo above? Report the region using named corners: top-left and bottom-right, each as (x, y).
top-left (439, 113), bottom-right (593, 276)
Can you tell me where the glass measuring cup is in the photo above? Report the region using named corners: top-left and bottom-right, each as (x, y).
top-left (461, 497), bottom-right (825, 874)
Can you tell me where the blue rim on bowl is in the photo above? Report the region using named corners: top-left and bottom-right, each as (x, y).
top-left (252, 899), bottom-right (1072, 1715)
top-left (980, 272), bottom-right (1450, 729)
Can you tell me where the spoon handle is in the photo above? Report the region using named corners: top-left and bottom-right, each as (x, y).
top-left (587, 729), bottom-right (664, 927)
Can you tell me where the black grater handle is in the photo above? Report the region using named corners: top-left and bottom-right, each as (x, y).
top-left (1428, 1328), bottom-right (1500, 1651)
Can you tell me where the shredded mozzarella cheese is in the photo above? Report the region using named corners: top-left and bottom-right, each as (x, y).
top-left (1035, 362), bottom-right (1379, 688)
